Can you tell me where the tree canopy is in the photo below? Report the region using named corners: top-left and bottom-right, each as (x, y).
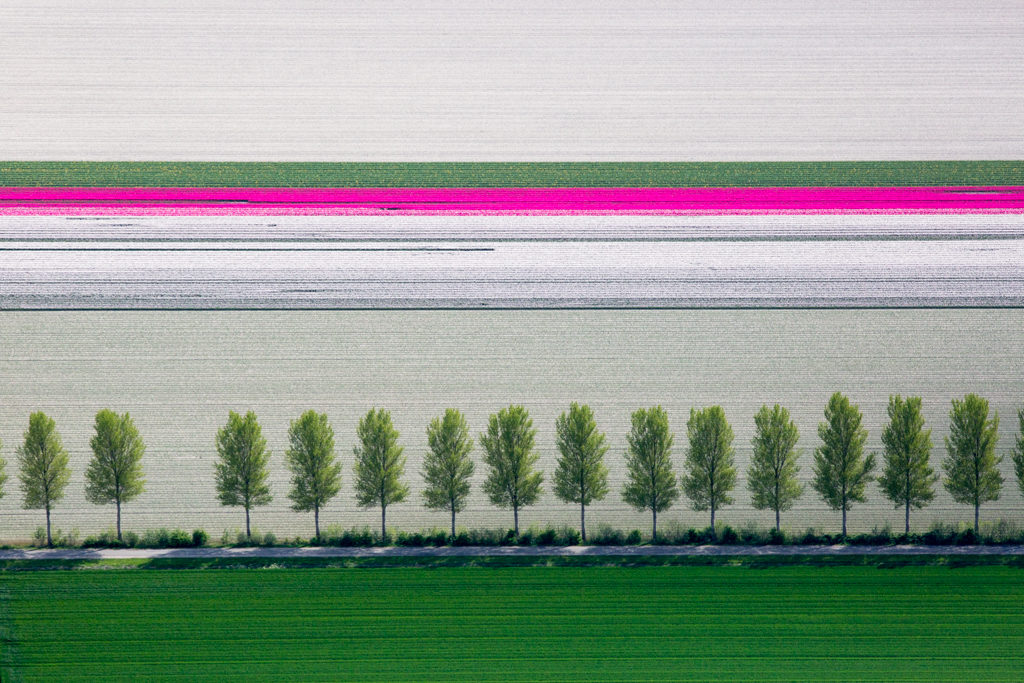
top-left (682, 406), bottom-right (736, 536)
top-left (748, 404), bottom-right (803, 532)
top-left (480, 405), bottom-right (543, 536)
top-left (622, 406), bottom-right (679, 541)
top-left (214, 410), bottom-right (272, 540)
top-left (353, 408), bottom-right (409, 538)
top-left (85, 409), bottom-right (147, 541)
top-left (877, 395), bottom-right (936, 535)
top-left (943, 394), bottom-right (1002, 534)
top-left (811, 392), bottom-right (875, 537)
top-left (17, 411), bottom-right (71, 547)
top-left (422, 408), bottom-right (475, 537)
top-left (553, 402), bottom-right (609, 542)
top-left (285, 410), bottom-right (341, 539)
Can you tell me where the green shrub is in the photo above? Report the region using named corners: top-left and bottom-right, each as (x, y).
top-left (321, 526), bottom-right (375, 547)
top-left (591, 525), bottom-right (625, 546)
top-left (168, 529), bottom-right (192, 548)
top-left (625, 529), bottom-right (643, 545)
top-left (768, 528), bottom-right (785, 545)
top-left (955, 528), bottom-right (978, 546)
top-left (192, 529), bottom-right (208, 547)
top-left (50, 528), bottom-right (80, 548)
top-left (517, 528), bottom-right (536, 546)
top-left (718, 526), bottom-right (739, 544)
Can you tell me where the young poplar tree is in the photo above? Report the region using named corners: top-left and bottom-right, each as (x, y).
top-left (285, 410), bottom-right (341, 539)
top-left (877, 395), bottom-right (937, 536)
top-left (748, 404), bottom-right (803, 532)
top-left (214, 410), bottom-right (272, 541)
top-left (353, 408), bottom-right (409, 539)
top-left (811, 392), bottom-right (875, 538)
top-left (422, 408), bottom-right (475, 538)
top-left (682, 406), bottom-right (736, 537)
top-left (553, 402), bottom-right (609, 543)
top-left (943, 394), bottom-right (1002, 535)
top-left (17, 412), bottom-right (71, 548)
top-left (85, 409), bottom-right (147, 542)
top-left (480, 405), bottom-right (544, 537)
top-left (1011, 407), bottom-right (1024, 498)
top-left (0, 438), bottom-right (7, 503)
top-left (622, 406), bottom-right (679, 541)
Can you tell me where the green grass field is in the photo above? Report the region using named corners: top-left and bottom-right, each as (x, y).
top-left (2, 560), bottom-right (1022, 681)
top-left (2, 161), bottom-right (1023, 187)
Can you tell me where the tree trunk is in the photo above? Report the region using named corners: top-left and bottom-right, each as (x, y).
top-left (314, 505), bottom-right (320, 540)
top-left (46, 505), bottom-right (52, 548)
top-left (842, 507), bottom-right (847, 539)
top-left (775, 508), bottom-right (781, 533)
top-left (381, 505), bottom-right (387, 541)
top-left (975, 503), bottom-right (980, 536)
top-left (710, 505), bottom-right (716, 540)
top-left (905, 500), bottom-right (910, 537)
top-left (652, 509), bottom-right (657, 543)
top-left (116, 499), bottom-right (122, 542)
top-left (451, 507), bottom-right (456, 539)
top-left (245, 506), bottom-right (251, 540)
top-left (580, 503), bottom-right (586, 544)
top-left (513, 506), bottom-right (519, 537)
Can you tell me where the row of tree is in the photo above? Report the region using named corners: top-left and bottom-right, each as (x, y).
top-left (1, 393), bottom-right (1022, 547)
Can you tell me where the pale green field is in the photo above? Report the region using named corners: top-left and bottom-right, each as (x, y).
top-left (0, 310), bottom-right (1022, 539)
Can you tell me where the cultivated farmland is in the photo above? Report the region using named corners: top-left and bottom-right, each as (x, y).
top-left (2, 564), bottom-right (1022, 681)
top-left (0, 309), bottom-right (1021, 539)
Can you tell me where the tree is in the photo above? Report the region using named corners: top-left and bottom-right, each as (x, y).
top-left (353, 408), bottom-right (409, 539)
top-left (17, 412), bottom-right (71, 547)
top-left (214, 411), bottom-right (272, 541)
top-left (480, 405), bottom-right (544, 536)
top-left (682, 406), bottom-right (736, 537)
top-left (622, 406), bottom-right (679, 541)
top-left (285, 410), bottom-right (341, 539)
top-left (422, 408), bottom-right (475, 538)
top-left (553, 402), bottom-right (609, 543)
top-left (877, 395), bottom-right (937, 535)
top-left (943, 394), bottom-right (1002, 535)
top-left (0, 437), bottom-right (7, 503)
top-left (748, 404), bottom-right (803, 532)
top-left (1011, 407), bottom-right (1024, 498)
top-left (85, 409), bottom-right (146, 542)
top-left (811, 392), bottom-right (875, 538)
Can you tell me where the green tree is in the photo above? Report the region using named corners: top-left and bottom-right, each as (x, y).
top-left (811, 392), bottom-right (875, 538)
top-left (943, 394), bottom-right (1002, 535)
top-left (422, 408), bottom-right (475, 537)
top-left (553, 402), bottom-right (609, 543)
top-left (1011, 407), bottom-right (1024, 498)
top-left (17, 412), bottom-right (71, 547)
top-left (214, 411), bottom-right (272, 541)
top-left (748, 404), bottom-right (803, 532)
top-left (85, 409), bottom-right (146, 542)
top-left (622, 406), bottom-right (679, 541)
top-left (0, 437), bottom-right (7, 503)
top-left (682, 406), bottom-right (736, 537)
top-left (877, 395), bottom-right (937, 535)
top-left (285, 410), bottom-right (341, 539)
top-left (353, 408), bottom-right (409, 539)
top-left (480, 405), bottom-right (544, 536)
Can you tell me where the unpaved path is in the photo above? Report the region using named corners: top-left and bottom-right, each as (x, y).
top-left (2, 544), bottom-right (1023, 560)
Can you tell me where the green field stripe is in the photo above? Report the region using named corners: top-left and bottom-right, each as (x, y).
top-left (2, 161), bottom-right (1023, 187)
top-left (4, 566), bottom-right (1023, 681)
